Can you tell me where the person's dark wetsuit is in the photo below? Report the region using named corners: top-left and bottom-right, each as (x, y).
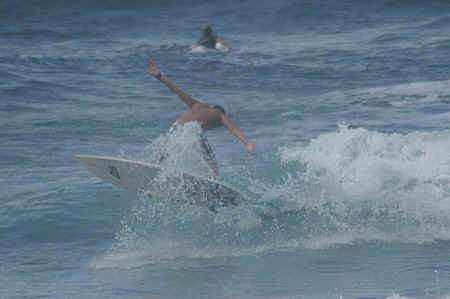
top-left (198, 35), bottom-right (217, 49)
top-left (198, 25), bottom-right (218, 49)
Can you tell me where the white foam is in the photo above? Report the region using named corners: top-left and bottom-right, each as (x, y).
top-left (148, 121), bottom-right (215, 178)
top-left (279, 124), bottom-right (450, 243)
top-left (281, 124), bottom-right (450, 199)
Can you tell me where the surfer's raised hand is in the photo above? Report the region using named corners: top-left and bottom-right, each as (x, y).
top-left (148, 61), bottom-right (162, 79)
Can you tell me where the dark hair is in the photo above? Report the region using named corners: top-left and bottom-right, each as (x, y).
top-left (203, 24), bottom-right (213, 35)
top-left (213, 105), bottom-right (226, 115)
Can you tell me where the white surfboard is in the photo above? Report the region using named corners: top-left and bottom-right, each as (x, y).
top-left (215, 41), bottom-right (230, 51)
top-left (190, 41), bottom-right (230, 53)
top-left (75, 155), bottom-right (245, 212)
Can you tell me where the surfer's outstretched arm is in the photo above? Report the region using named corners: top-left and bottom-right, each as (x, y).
top-left (148, 61), bottom-right (200, 108)
top-left (220, 114), bottom-right (255, 152)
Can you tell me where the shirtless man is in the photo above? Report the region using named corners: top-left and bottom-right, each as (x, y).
top-left (197, 24), bottom-right (232, 51)
top-left (148, 61), bottom-right (254, 175)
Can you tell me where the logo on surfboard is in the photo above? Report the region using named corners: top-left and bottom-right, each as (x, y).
top-left (108, 166), bottom-right (120, 180)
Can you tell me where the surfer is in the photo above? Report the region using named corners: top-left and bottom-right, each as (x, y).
top-left (148, 60), bottom-right (255, 176)
top-left (197, 24), bottom-right (232, 51)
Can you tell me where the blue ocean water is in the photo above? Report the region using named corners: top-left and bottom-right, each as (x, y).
top-left (2, 0), bottom-right (450, 298)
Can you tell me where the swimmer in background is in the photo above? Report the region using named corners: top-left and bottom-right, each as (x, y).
top-left (197, 25), bottom-right (232, 51)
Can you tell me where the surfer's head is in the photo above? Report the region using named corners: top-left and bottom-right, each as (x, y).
top-left (213, 105), bottom-right (226, 115)
top-left (203, 24), bottom-right (213, 36)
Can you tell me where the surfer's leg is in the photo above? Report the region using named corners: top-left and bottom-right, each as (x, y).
top-left (150, 122), bottom-right (181, 164)
top-left (200, 134), bottom-right (219, 175)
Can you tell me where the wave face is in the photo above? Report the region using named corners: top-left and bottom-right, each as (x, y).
top-left (280, 125), bottom-right (450, 243)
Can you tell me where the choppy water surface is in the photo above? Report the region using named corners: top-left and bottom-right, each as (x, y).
top-left (1, 1), bottom-right (450, 298)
